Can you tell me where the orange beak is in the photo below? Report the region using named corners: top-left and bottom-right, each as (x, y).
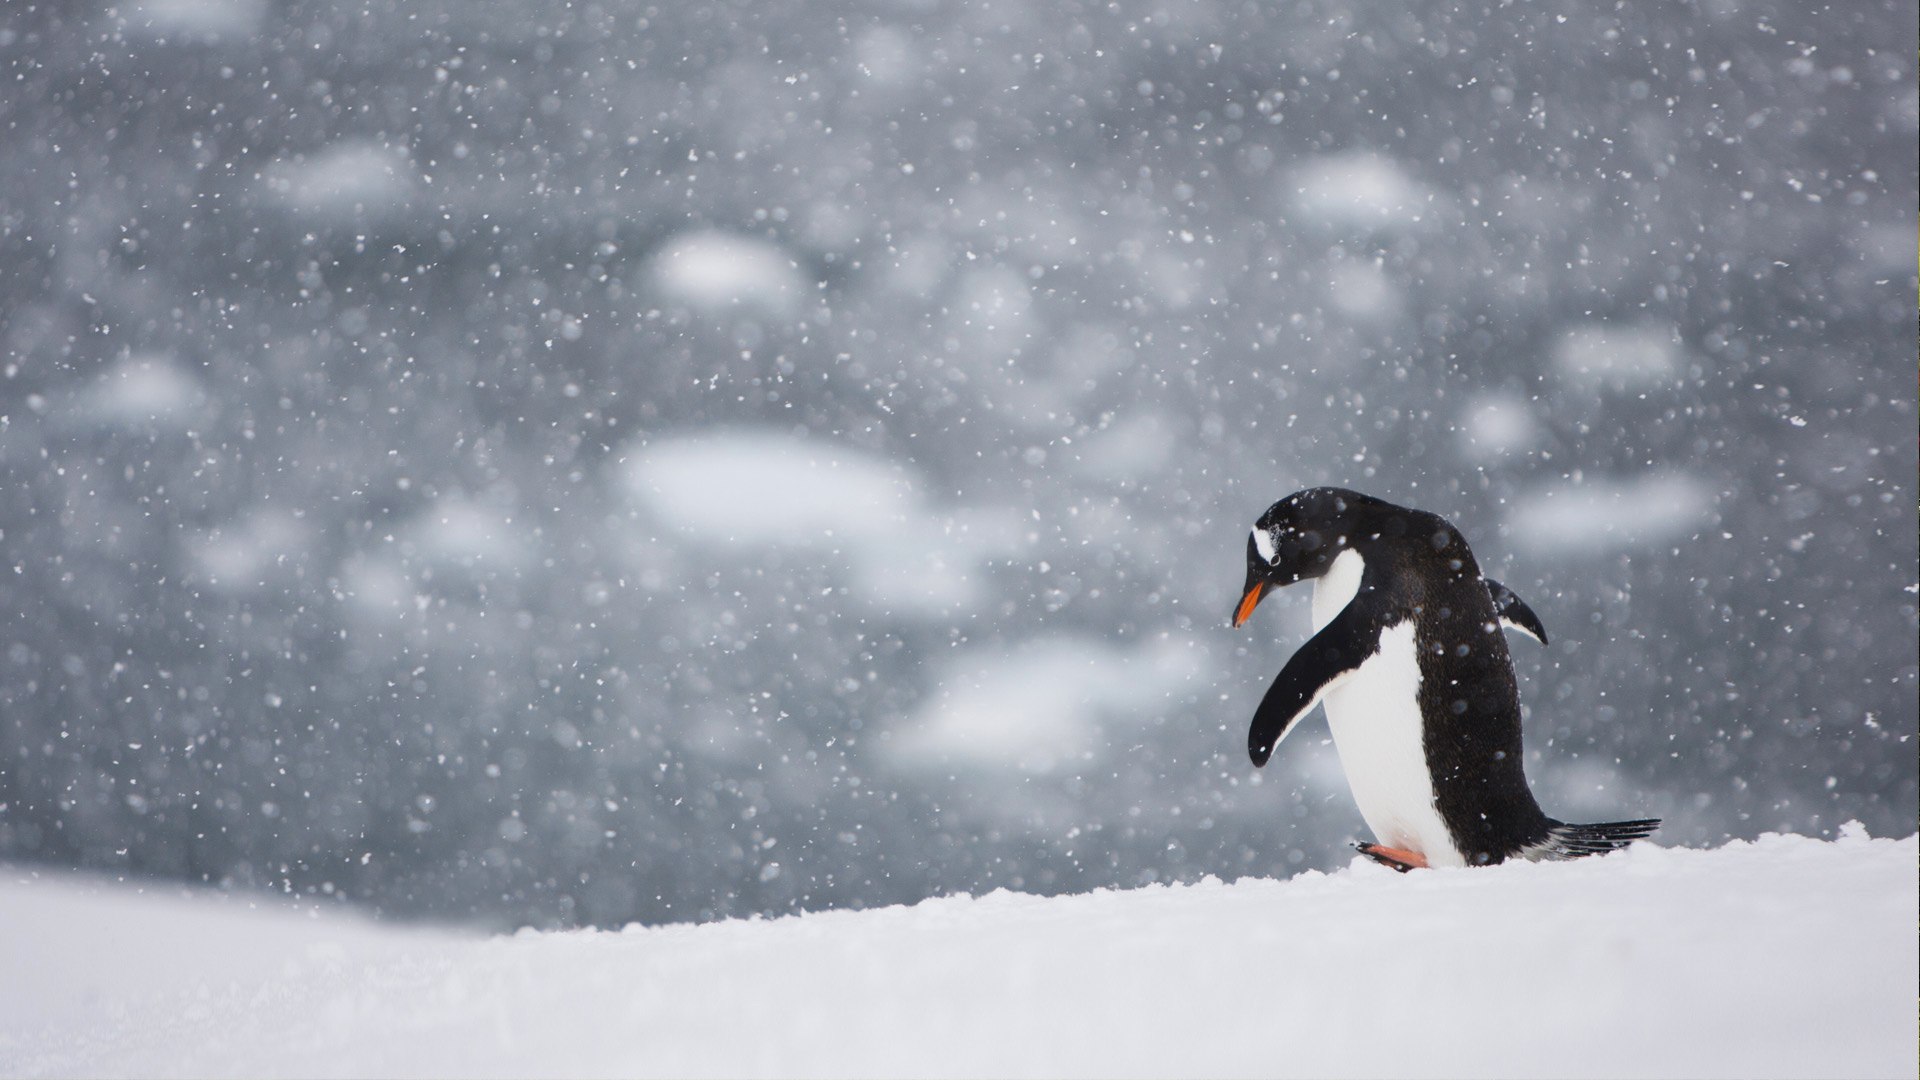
top-left (1232, 581), bottom-right (1268, 628)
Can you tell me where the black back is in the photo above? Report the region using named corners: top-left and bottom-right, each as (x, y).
top-left (1249, 488), bottom-right (1555, 862)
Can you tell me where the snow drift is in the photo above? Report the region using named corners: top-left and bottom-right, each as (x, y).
top-left (3, 830), bottom-right (1912, 1079)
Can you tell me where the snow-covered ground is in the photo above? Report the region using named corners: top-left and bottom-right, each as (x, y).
top-left (4, 830), bottom-right (1912, 1079)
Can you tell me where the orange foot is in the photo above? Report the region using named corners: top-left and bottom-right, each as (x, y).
top-left (1355, 842), bottom-right (1429, 873)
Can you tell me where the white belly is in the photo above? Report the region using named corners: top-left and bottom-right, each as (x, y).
top-left (1312, 555), bottom-right (1462, 867)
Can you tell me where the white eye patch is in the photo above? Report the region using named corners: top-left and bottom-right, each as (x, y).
top-left (1251, 527), bottom-right (1278, 564)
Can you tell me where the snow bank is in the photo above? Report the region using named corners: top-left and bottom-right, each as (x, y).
top-left (3, 831), bottom-right (1912, 1079)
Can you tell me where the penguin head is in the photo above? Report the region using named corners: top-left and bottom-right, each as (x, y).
top-left (1231, 487), bottom-right (1370, 627)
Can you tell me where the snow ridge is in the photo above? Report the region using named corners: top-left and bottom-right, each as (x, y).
top-left (2, 831), bottom-right (1913, 1079)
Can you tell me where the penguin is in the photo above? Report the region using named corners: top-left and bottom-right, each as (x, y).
top-left (1231, 487), bottom-right (1659, 871)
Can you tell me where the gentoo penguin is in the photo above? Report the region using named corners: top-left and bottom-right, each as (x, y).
top-left (1231, 487), bottom-right (1658, 871)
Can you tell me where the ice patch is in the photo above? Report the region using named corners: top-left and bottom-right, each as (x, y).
top-left (1506, 474), bottom-right (1712, 556)
top-left (78, 354), bottom-right (203, 429)
top-left (649, 231), bottom-right (806, 316)
top-left (263, 141), bottom-right (417, 220)
top-left (889, 636), bottom-right (1200, 774)
top-left (1291, 152), bottom-right (1432, 227)
top-left (1553, 322), bottom-right (1683, 388)
top-left (1458, 393), bottom-right (1538, 458)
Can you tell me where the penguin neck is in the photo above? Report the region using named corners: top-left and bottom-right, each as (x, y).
top-left (1310, 548), bottom-right (1366, 631)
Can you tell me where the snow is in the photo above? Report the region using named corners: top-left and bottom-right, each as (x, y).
top-left (889, 635), bottom-right (1200, 775)
top-left (950, 266), bottom-right (1037, 351)
top-left (1553, 323), bottom-right (1684, 389)
top-left (1505, 474), bottom-right (1712, 556)
top-left (4, 0), bottom-right (1913, 954)
top-left (625, 431), bottom-right (1017, 615)
top-left (1458, 393), bottom-right (1539, 459)
top-left (1325, 258), bottom-right (1401, 320)
top-left (191, 510), bottom-right (312, 591)
top-left (1290, 152), bottom-right (1434, 228)
top-left (1073, 412), bottom-right (1178, 482)
top-left (627, 432), bottom-right (921, 546)
top-left (76, 355), bottom-right (203, 430)
top-left (262, 142), bottom-right (418, 220)
top-left (120, 0), bottom-right (264, 38)
top-left (400, 495), bottom-right (531, 572)
top-left (647, 231), bottom-right (807, 316)
top-left (3, 831), bottom-right (1911, 1079)
top-left (852, 26), bottom-right (919, 88)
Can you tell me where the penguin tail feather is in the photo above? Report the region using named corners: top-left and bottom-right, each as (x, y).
top-left (1532, 818), bottom-right (1661, 861)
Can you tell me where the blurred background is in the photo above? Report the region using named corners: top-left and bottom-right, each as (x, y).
top-left (0, 0), bottom-right (1913, 929)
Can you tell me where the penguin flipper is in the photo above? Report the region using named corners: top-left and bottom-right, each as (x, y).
top-left (1485, 577), bottom-right (1549, 646)
top-left (1247, 608), bottom-right (1374, 767)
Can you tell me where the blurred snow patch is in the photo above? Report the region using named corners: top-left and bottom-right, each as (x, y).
top-left (1326, 259), bottom-right (1400, 319)
top-left (263, 142), bottom-right (417, 219)
top-left (854, 26), bottom-right (918, 86)
top-left (649, 231), bottom-right (805, 316)
top-left (1291, 153), bottom-right (1431, 227)
top-left (192, 511), bottom-right (311, 590)
top-left (871, 234), bottom-right (950, 299)
top-left (121, 0), bottom-right (265, 38)
top-left (1849, 223), bottom-right (1917, 272)
top-left (628, 433), bottom-right (918, 544)
top-left (1074, 413), bottom-right (1178, 482)
top-left (79, 354), bottom-right (203, 429)
top-left (1458, 394), bottom-right (1538, 459)
top-left (1140, 248), bottom-right (1203, 310)
top-left (1553, 322), bottom-right (1682, 388)
top-left (799, 201), bottom-right (865, 253)
top-left (890, 636), bottom-right (1200, 775)
top-left (627, 432), bottom-right (1015, 616)
top-left (949, 266), bottom-right (1035, 351)
top-left (400, 494), bottom-right (531, 571)
top-left (339, 552), bottom-right (412, 616)
top-left (1534, 757), bottom-right (1630, 819)
top-left (1507, 474), bottom-right (1711, 556)
top-left (853, 505), bottom-right (1025, 616)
